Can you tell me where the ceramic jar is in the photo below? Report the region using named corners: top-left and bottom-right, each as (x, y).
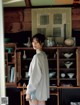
top-left (46, 37), bottom-right (55, 47)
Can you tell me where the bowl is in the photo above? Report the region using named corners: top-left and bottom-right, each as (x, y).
top-left (61, 73), bottom-right (66, 78)
top-left (49, 72), bottom-right (56, 78)
top-left (67, 73), bottom-right (74, 78)
top-left (64, 38), bottom-right (75, 46)
top-left (64, 61), bottom-right (73, 69)
top-left (70, 102), bottom-right (80, 105)
top-left (63, 53), bottom-right (73, 58)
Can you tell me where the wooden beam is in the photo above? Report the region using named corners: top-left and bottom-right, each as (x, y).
top-left (25, 0), bottom-right (31, 7)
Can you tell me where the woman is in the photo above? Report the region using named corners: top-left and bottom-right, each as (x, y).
top-left (26, 33), bottom-right (50, 105)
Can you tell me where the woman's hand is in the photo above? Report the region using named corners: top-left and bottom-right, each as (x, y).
top-left (26, 93), bottom-right (31, 101)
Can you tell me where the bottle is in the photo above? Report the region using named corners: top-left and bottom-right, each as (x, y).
top-left (23, 50), bottom-right (26, 59)
top-left (27, 37), bottom-right (31, 47)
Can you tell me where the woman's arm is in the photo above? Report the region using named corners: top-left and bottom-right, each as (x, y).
top-left (26, 55), bottom-right (42, 96)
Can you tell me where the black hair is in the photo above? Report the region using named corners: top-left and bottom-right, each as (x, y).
top-left (32, 33), bottom-right (46, 44)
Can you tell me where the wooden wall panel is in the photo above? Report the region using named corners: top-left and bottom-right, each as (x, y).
top-left (72, 8), bottom-right (80, 30)
top-left (4, 8), bottom-right (31, 33)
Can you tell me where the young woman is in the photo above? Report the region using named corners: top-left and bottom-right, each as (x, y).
top-left (26, 33), bottom-right (50, 105)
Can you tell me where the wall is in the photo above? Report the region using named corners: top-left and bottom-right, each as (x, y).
top-left (3, 7), bottom-right (80, 34)
top-left (4, 8), bottom-right (31, 33)
top-left (72, 8), bottom-right (80, 30)
top-left (56, 0), bottom-right (73, 5)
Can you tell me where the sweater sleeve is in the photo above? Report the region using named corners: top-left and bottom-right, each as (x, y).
top-left (26, 55), bottom-right (42, 95)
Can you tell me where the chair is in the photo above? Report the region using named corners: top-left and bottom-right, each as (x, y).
top-left (18, 84), bottom-right (28, 105)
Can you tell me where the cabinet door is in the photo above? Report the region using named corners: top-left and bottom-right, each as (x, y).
top-left (58, 47), bottom-right (77, 86)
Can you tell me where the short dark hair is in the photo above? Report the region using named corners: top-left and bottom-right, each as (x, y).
top-left (32, 33), bottom-right (45, 44)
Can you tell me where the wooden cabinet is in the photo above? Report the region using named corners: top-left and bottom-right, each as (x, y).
top-left (16, 46), bottom-right (80, 105)
top-left (16, 47), bottom-right (59, 105)
top-left (58, 47), bottom-right (77, 86)
top-left (5, 43), bottom-right (17, 87)
top-left (43, 47), bottom-right (78, 87)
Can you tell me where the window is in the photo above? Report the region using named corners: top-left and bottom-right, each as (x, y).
top-left (32, 8), bottom-right (72, 42)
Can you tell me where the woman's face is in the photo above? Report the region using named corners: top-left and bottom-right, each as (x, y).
top-left (32, 38), bottom-right (42, 50)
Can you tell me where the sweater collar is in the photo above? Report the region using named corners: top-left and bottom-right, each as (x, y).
top-left (36, 49), bottom-right (42, 54)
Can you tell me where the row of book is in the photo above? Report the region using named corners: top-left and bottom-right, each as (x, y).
top-left (7, 66), bottom-right (15, 82)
